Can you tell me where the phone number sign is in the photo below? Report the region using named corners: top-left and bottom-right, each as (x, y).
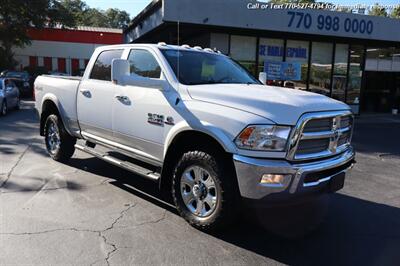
top-left (287, 11), bottom-right (374, 35)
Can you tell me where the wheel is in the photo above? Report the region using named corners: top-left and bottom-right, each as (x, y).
top-left (1, 100), bottom-right (7, 116)
top-left (44, 114), bottom-right (76, 162)
top-left (172, 150), bottom-right (237, 231)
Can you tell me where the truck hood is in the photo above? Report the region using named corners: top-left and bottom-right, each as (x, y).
top-left (187, 84), bottom-right (350, 125)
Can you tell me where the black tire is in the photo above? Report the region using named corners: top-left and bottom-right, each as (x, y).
top-left (1, 100), bottom-right (7, 116)
top-left (172, 150), bottom-right (238, 231)
top-left (44, 114), bottom-right (76, 162)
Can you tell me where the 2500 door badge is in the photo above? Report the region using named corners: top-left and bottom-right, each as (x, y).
top-left (148, 113), bottom-right (174, 126)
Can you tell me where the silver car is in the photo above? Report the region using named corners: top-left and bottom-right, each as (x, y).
top-left (0, 78), bottom-right (20, 116)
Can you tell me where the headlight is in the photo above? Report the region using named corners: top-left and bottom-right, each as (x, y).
top-left (23, 82), bottom-right (30, 87)
top-left (234, 125), bottom-right (291, 151)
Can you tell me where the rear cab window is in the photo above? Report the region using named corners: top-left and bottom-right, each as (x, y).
top-left (89, 49), bottom-right (123, 81)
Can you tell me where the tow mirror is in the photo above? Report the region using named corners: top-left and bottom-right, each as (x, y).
top-left (258, 72), bottom-right (267, 85)
top-left (111, 59), bottom-right (130, 85)
top-left (111, 59), bottom-right (166, 90)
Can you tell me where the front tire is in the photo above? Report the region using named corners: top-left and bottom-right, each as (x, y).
top-left (172, 150), bottom-right (237, 231)
top-left (44, 114), bottom-right (76, 162)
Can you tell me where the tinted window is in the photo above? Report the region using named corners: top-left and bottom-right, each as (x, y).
top-left (161, 49), bottom-right (259, 85)
top-left (90, 49), bottom-right (123, 81)
top-left (128, 49), bottom-right (161, 78)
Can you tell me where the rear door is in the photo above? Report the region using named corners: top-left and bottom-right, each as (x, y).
top-left (77, 49), bottom-right (123, 141)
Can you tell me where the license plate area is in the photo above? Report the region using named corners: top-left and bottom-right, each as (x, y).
top-left (329, 172), bottom-right (346, 192)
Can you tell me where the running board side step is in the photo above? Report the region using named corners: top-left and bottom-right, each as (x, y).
top-left (75, 144), bottom-right (160, 181)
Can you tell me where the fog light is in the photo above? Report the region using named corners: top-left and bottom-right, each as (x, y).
top-left (260, 174), bottom-right (291, 186)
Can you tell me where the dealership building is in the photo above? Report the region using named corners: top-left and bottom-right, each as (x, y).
top-left (124, 0), bottom-right (400, 114)
top-left (13, 26), bottom-right (122, 76)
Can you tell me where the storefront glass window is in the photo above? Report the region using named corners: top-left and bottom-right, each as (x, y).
top-left (258, 38), bottom-right (284, 76)
top-left (285, 40), bottom-right (309, 90)
top-left (332, 44), bottom-right (349, 102)
top-left (366, 47), bottom-right (400, 72)
top-left (309, 42), bottom-right (333, 96)
top-left (229, 35), bottom-right (257, 75)
top-left (347, 45), bottom-right (364, 114)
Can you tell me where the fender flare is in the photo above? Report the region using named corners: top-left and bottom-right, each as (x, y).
top-left (163, 120), bottom-right (238, 159)
top-left (40, 93), bottom-right (72, 135)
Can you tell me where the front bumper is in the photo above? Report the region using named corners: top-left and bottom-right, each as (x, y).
top-left (233, 147), bottom-right (355, 203)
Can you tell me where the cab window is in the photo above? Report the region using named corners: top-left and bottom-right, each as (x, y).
top-left (128, 49), bottom-right (161, 79)
top-left (90, 49), bottom-right (123, 81)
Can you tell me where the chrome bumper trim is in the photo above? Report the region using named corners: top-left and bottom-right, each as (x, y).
top-left (233, 147), bottom-right (355, 200)
top-left (302, 164), bottom-right (354, 187)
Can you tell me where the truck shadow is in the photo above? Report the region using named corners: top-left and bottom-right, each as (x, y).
top-left (352, 118), bottom-right (400, 158)
top-left (69, 156), bottom-right (400, 266)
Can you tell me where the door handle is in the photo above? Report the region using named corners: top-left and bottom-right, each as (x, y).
top-left (115, 95), bottom-right (129, 101)
top-left (80, 89), bottom-right (91, 98)
top-left (115, 95), bottom-right (131, 104)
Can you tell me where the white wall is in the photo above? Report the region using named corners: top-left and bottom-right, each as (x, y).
top-left (13, 40), bottom-right (103, 59)
top-left (12, 40), bottom-right (107, 73)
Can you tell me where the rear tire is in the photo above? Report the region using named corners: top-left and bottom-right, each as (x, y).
top-left (44, 114), bottom-right (76, 162)
top-left (172, 150), bottom-right (238, 231)
top-left (1, 100), bottom-right (7, 116)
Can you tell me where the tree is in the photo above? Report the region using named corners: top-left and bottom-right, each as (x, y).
top-left (0, 0), bottom-right (75, 70)
top-left (369, 3), bottom-right (388, 17)
top-left (59, 0), bottom-right (88, 25)
top-left (391, 6), bottom-right (400, 19)
top-left (105, 8), bottom-right (130, 28)
top-left (81, 8), bottom-right (109, 27)
top-left (59, 1), bottom-right (131, 28)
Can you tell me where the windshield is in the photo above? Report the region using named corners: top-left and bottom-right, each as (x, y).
top-left (161, 49), bottom-right (259, 85)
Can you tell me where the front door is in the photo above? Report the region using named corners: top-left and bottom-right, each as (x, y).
top-left (77, 49), bottom-right (123, 140)
top-left (112, 48), bottom-right (169, 162)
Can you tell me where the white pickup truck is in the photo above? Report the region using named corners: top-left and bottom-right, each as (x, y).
top-left (35, 43), bottom-right (355, 231)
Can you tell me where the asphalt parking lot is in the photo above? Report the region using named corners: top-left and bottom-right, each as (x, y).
top-left (1, 101), bottom-right (400, 265)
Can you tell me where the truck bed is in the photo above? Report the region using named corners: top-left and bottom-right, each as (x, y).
top-left (43, 75), bottom-right (82, 81)
top-left (34, 75), bottom-right (82, 133)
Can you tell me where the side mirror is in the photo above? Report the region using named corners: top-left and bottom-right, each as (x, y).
top-left (111, 59), bottom-right (130, 85)
top-left (258, 72), bottom-right (267, 85)
top-left (111, 58), bottom-right (166, 90)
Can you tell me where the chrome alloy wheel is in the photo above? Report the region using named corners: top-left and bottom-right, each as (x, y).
top-left (47, 121), bottom-right (61, 154)
top-left (180, 166), bottom-right (218, 217)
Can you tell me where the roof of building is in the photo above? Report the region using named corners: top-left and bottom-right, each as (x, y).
top-left (125, 0), bottom-right (161, 33)
top-left (124, 0), bottom-right (400, 44)
top-left (74, 26), bottom-right (122, 34)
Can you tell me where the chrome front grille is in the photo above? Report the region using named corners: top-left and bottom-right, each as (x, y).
top-left (287, 110), bottom-right (354, 161)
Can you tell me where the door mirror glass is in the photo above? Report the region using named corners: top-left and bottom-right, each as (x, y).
top-left (258, 72), bottom-right (267, 85)
top-left (111, 59), bottom-right (130, 84)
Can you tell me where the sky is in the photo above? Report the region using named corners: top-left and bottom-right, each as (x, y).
top-left (85, 0), bottom-right (400, 18)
